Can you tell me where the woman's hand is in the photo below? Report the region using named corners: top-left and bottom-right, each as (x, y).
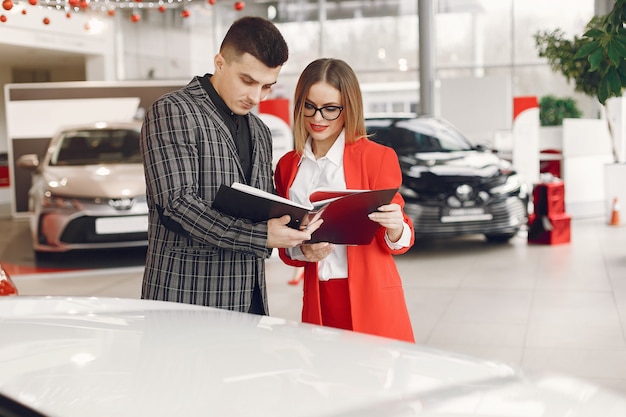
top-left (368, 203), bottom-right (404, 242)
top-left (301, 242), bottom-right (335, 262)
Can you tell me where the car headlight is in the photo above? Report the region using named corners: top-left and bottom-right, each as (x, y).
top-left (407, 165), bottom-right (427, 178)
top-left (42, 192), bottom-right (79, 209)
top-left (490, 174), bottom-right (522, 195)
top-left (399, 185), bottom-right (419, 198)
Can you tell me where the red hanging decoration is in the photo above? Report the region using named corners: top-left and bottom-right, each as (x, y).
top-left (181, 8), bottom-right (190, 18)
top-left (84, 22), bottom-right (90, 30)
top-left (2, 0), bottom-right (13, 11)
top-left (66, 12), bottom-right (71, 18)
top-left (131, 13), bottom-right (140, 22)
top-left (158, 5), bottom-right (166, 12)
top-left (207, 0), bottom-right (215, 4)
top-left (234, 1), bottom-right (245, 11)
top-left (0, 14), bottom-right (6, 22)
top-left (43, 16), bottom-right (50, 24)
top-left (107, 9), bottom-right (115, 16)
top-left (68, 0), bottom-right (79, 7)
top-left (21, 8), bottom-right (26, 14)
top-left (28, 0), bottom-right (36, 5)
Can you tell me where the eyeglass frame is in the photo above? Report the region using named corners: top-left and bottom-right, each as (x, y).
top-left (302, 102), bottom-right (344, 121)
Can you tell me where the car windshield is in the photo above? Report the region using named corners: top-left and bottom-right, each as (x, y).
top-left (50, 129), bottom-right (142, 166)
top-left (368, 118), bottom-right (475, 155)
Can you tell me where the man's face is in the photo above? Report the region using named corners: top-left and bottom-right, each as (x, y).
top-left (212, 52), bottom-right (282, 115)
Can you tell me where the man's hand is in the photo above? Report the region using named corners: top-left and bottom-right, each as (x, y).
top-left (267, 215), bottom-right (323, 248)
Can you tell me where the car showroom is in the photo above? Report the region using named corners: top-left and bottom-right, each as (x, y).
top-left (1, 0), bottom-right (626, 415)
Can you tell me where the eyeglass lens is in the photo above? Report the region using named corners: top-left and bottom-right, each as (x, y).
top-left (303, 103), bottom-right (343, 120)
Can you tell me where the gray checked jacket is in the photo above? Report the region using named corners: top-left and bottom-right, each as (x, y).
top-left (140, 76), bottom-right (274, 313)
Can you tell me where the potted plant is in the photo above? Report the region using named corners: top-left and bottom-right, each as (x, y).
top-left (539, 95), bottom-right (583, 127)
top-left (537, 95), bottom-right (583, 179)
top-left (534, 0), bottom-right (626, 163)
top-left (534, 0), bottom-right (626, 221)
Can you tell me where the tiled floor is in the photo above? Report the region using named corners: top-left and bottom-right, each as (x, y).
top-left (2, 212), bottom-right (626, 396)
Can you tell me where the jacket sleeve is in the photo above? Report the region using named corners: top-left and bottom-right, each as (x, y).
top-left (274, 153), bottom-right (308, 267)
top-left (141, 92), bottom-right (272, 259)
top-left (370, 145), bottom-right (415, 255)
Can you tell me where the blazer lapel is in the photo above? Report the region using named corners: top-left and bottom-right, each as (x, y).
top-left (191, 79), bottom-right (246, 182)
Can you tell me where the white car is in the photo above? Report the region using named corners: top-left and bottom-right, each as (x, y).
top-left (0, 296), bottom-right (625, 417)
top-left (16, 122), bottom-right (148, 257)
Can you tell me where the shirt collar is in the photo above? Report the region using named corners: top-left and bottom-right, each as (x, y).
top-left (303, 130), bottom-right (345, 166)
top-left (199, 73), bottom-right (240, 119)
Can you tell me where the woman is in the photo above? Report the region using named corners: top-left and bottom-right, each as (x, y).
top-left (274, 58), bottom-right (415, 342)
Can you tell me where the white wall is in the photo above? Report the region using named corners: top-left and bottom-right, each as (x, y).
top-left (512, 105), bottom-right (540, 190)
top-left (439, 76), bottom-right (512, 148)
top-left (562, 118), bottom-right (614, 218)
top-left (0, 7), bottom-right (115, 63)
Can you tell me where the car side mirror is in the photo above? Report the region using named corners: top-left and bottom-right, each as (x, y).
top-left (16, 154), bottom-right (40, 170)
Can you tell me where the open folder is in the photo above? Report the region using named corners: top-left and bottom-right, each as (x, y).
top-left (212, 182), bottom-right (398, 245)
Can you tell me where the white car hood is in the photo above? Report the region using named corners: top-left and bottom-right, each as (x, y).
top-left (0, 297), bottom-right (625, 417)
top-left (43, 164), bottom-right (146, 198)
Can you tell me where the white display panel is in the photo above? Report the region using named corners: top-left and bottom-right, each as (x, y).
top-left (6, 98), bottom-right (140, 139)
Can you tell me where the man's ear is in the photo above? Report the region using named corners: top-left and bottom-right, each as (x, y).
top-left (214, 53), bottom-right (224, 71)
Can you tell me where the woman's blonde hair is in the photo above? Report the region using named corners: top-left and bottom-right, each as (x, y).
top-left (292, 58), bottom-right (367, 153)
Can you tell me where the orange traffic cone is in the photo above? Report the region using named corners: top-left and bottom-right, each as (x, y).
top-left (610, 197), bottom-right (620, 226)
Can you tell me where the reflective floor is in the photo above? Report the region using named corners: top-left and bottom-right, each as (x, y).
top-left (2, 212), bottom-right (626, 396)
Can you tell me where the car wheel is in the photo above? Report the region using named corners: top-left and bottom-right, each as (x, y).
top-left (484, 233), bottom-right (516, 243)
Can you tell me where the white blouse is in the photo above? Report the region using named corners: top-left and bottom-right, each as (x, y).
top-left (286, 131), bottom-right (410, 280)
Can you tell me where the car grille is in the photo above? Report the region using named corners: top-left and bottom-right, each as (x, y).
top-left (403, 174), bottom-right (505, 195)
top-left (405, 197), bottom-right (527, 237)
top-left (60, 216), bottom-right (148, 244)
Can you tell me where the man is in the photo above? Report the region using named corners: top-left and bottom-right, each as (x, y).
top-left (140, 17), bottom-right (316, 315)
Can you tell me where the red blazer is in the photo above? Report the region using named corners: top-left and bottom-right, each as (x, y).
top-left (275, 138), bottom-right (415, 343)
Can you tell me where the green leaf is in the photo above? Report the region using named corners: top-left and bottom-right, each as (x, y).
top-left (617, 66), bottom-right (626, 85)
top-left (614, 33), bottom-right (626, 48)
top-left (618, 60), bottom-right (626, 77)
top-left (610, 38), bottom-right (626, 56)
top-left (607, 66), bottom-right (622, 96)
top-left (607, 42), bottom-right (621, 65)
top-left (573, 40), bottom-right (600, 59)
top-left (583, 28), bottom-right (604, 39)
top-left (598, 78), bottom-right (609, 104)
top-left (611, 10), bottom-right (623, 30)
top-left (588, 48), bottom-right (603, 71)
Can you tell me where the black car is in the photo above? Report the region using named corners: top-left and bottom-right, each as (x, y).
top-left (365, 116), bottom-right (529, 242)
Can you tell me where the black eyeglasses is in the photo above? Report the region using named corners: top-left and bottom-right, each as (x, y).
top-left (303, 102), bottom-right (344, 121)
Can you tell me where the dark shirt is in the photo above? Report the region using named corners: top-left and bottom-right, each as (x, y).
top-left (199, 73), bottom-right (252, 183)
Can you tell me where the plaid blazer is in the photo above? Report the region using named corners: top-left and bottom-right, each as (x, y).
top-left (140, 77), bottom-right (274, 313)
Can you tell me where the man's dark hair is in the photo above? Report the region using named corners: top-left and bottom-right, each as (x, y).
top-left (220, 16), bottom-right (289, 68)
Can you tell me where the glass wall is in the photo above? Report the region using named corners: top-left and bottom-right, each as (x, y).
top-left (258, 0), bottom-right (597, 117)
top-left (120, 0), bottom-right (597, 117)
